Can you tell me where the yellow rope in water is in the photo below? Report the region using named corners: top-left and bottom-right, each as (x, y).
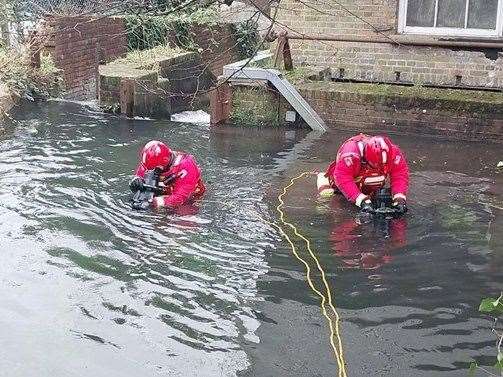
top-left (275, 172), bottom-right (347, 377)
top-left (258, 217), bottom-right (345, 375)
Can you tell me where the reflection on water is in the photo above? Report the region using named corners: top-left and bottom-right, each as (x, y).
top-left (0, 100), bottom-right (502, 377)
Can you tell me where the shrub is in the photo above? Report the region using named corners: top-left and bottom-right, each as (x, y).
top-left (0, 48), bottom-right (63, 99)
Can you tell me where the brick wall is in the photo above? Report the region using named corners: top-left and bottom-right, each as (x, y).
top-left (44, 17), bottom-right (237, 100)
top-left (222, 80), bottom-right (503, 142)
top-left (47, 16), bottom-right (127, 100)
top-left (297, 82), bottom-right (503, 142)
top-left (276, 0), bottom-right (503, 89)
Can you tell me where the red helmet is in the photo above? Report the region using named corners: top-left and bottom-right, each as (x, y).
top-left (140, 140), bottom-right (173, 170)
top-left (364, 136), bottom-right (391, 169)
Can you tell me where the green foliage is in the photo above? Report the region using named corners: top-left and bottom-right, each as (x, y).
top-left (124, 16), bottom-right (170, 51)
top-left (497, 352), bottom-right (503, 371)
top-left (184, 6), bottom-right (219, 25)
top-left (472, 294), bottom-right (503, 376)
top-left (283, 67), bottom-right (317, 83)
top-left (468, 362), bottom-right (477, 377)
top-left (171, 19), bottom-right (197, 51)
top-left (40, 53), bottom-right (61, 75)
top-left (479, 294), bottom-right (503, 316)
top-left (230, 21), bottom-right (260, 59)
top-left (123, 7), bottom-right (219, 52)
top-left (0, 49), bottom-right (63, 100)
top-left (112, 44), bottom-right (184, 68)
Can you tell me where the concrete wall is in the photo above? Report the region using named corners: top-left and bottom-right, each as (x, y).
top-left (276, 0), bottom-right (503, 89)
top-left (99, 51), bottom-right (212, 118)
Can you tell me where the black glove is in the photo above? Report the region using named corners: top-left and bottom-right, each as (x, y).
top-left (360, 199), bottom-right (374, 213)
top-left (393, 198), bottom-right (407, 214)
top-left (129, 177), bottom-right (144, 192)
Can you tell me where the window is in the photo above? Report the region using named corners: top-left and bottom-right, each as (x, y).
top-left (398, 0), bottom-right (503, 37)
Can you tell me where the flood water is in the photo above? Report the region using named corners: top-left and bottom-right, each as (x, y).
top-left (1, 100), bottom-right (502, 377)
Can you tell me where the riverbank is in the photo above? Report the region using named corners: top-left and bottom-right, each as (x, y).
top-left (0, 82), bottom-right (15, 121)
top-left (0, 48), bottom-right (62, 122)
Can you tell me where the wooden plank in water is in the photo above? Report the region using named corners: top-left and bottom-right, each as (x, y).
top-left (210, 82), bottom-right (231, 126)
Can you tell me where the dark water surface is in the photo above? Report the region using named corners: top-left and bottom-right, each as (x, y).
top-left (0, 101), bottom-right (502, 377)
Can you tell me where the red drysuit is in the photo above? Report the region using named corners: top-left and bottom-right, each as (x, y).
top-left (326, 134), bottom-right (409, 205)
top-left (134, 152), bottom-right (205, 208)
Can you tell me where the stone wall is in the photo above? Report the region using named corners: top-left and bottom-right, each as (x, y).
top-left (275, 0), bottom-right (503, 89)
top-left (41, 16), bottom-right (127, 100)
top-left (99, 65), bottom-right (170, 118)
top-left (158, 52), bottom-right (213, 112)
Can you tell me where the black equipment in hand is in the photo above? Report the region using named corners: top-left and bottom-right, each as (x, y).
top-left (360, 200), bottom-right (373, 213)
top-left (392, 198), bottom-right (407, 214)
top-left (129, 177), bottom-right (144, 192)
top-left (130, 168), bottom-right (163, 210)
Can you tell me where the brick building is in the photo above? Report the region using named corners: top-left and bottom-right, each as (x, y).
top-left (214, 1), bottom-right (503, 141)
top-left (276, 0), bottom-right (503, 89)
top-left (35, 16), bottom-right (128, 100)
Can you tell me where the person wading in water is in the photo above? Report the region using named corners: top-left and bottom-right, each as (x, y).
top-left (129, 140), bottom-right (205, 209)
top-left (318, 133), bottom-right (409, 214)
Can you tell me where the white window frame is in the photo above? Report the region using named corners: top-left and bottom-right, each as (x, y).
top-left (398, 0), bottom-right (503, 37)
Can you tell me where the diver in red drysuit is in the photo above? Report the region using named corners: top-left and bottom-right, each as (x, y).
top-left (325, 134), bottom-right (409, 213)
top-left (129, 140), bottom-right (205, 209)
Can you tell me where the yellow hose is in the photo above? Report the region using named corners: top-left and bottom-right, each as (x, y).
top-left (266, 172), bottom-right (348, 377)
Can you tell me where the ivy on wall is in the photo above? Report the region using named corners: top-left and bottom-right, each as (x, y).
top-left (124, 16), bottom-right (170, 51)
top-left (230, 20), bottom-right (260, 59)
top-left (124, 7), bottom-right (219, 52)
top-left (124, 8), bottom-right (260, 61)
